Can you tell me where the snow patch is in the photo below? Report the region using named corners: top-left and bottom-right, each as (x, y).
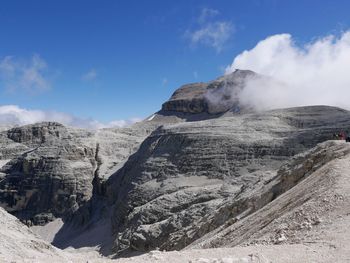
top-left (147, 115), bottom-right (156, 121)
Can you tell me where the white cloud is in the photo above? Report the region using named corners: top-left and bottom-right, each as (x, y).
top-left (106, 118), bottom-right (142, 128)
top-left (186, 8), bottom-right (234, 53)
top-left (198, 8), bottom-right (219, 24)
top-left (0, 54), bottom-right (51, 93)
top-left (225, 31), bottom-right (350, 111)
top-left (0, 105), bottom-right (141, 130)
top-left (81, 69), bottom-right (97, 82)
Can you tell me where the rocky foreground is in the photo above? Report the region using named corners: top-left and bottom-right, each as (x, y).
top-left (1, 70), bottom-right (350, 262)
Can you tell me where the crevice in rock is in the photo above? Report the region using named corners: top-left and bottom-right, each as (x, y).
top-left (92, 143), bottom-right (105, 196)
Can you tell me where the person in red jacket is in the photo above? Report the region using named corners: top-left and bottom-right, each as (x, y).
top-left (340, 131), bottom-right (346, 140)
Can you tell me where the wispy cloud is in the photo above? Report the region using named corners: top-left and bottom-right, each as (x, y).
top-left (0, 105), bottom-right (141, 130)
top-left (185, 8), bottom-right (234, 53)
top-left (162, 77), bottom-right (168, 86)
top-left (0, 54), bottom-right (51, 93)
top-left (188, 22), bottom-right (233, 52)
top-left (81, 69), bottom-right (97, 82)
top-left (198, 8), bottom-right (219, 24)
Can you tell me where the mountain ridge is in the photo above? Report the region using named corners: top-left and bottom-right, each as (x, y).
top-left (1, 69), bottom-right (350, 262)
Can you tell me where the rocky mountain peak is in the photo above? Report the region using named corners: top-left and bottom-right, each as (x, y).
top-left (161, 69), bottom-right (258, 115)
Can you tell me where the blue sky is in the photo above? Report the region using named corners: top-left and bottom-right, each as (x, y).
top-left (0, 0), bottom-right (350, 126)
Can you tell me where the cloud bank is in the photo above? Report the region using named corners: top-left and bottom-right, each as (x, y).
top-left (0, 55), bottom-right (51, 93)
top-left (225, 31), bottom-right (350, 111)
top-left (0, 105), bottom-right (141, 130)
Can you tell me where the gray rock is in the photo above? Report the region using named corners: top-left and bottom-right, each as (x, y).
top-left (189, 140), bottom-right (350, 249)
top-left (0, 207), bottom-right (69, 262)
top-left (1, 67), bottom-right (350, 260)
top-left (0, 122), bottom-right (150, 224)
top-left (161, 69), bottom-right (257, 115)
top-left (104, 106), bottom-right (350, 254)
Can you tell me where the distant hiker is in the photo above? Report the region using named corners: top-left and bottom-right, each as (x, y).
top-left (340, 131), bottom-right (346, 140)
top-left (346, 136), bottom-right (350, 142)
top-left (335, 131), bottom-right (346, 140)
top-left (333, 132), bottom-right (347, 140)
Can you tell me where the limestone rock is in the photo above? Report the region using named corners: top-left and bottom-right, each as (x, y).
top-left (105, 106), bottom-right (350, 254)
top-left (0, 206), bottom-right (68, 262)
top-left (161, 69), bottom-right (257, 115)
top-left (189, 140), bottom-right (350, 250)
top-left (0, 122), bottom-right (150, 224)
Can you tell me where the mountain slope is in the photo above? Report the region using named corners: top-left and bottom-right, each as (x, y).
top-left (2, 137), bottom-right (350, 263)
top-left (0, 206), bottom-right (70, 262)
top-left (103, 105), bottom-right (350, 255)
top-left (190, 140), bottom-right (350, 250)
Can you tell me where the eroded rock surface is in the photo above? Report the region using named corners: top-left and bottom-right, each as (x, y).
top-left (189, 140), bottom-right (350, 252)
top-left (1, 104), bottom-right (350, 262)
top-left (0, 122), bottom-right (150, 224)
top-left (105, 106), bottom-right (350, 254)
top-left (0, 206), bottom-right (69, 262)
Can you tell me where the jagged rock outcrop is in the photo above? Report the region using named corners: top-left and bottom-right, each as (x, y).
top-left (161, 69), bottom-right (256, 115)
top-left (105, 106), bottom-right (350, 254)
top-left (0, 122), bottom-right (150, 224)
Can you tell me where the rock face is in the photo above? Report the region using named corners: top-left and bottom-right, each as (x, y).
top-left (0, 122), bottom-right (96, 224)
top-left (189, 140), bottom-right (350, 251)
top-left (161, 69), bottom-right (256, 115)
top-left (105, 106), bottom-right (350, 254)
top-left (1, 105), bottom-right (350, 261)
top-left (0, 122), bottom-right (150, 225)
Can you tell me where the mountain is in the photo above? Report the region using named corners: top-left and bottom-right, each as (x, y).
top-left (0, 122), bottom-right (151, 224)
top-left (1, 70), bottom-right (350, 262)
top-left (2, 139), bottom-right (350, 262)
top-left (162, 69), bottom-right (256, 114)
top-left (144, 69), bottom-right (258, 124)
top-left (103, 105), bottom-right (350, 254)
